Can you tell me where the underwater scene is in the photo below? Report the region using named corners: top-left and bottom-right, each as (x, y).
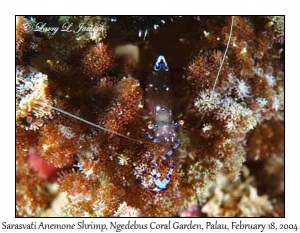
top-left (16, 16), bottom-right (284, 217)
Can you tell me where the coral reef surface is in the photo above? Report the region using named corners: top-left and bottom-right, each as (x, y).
top-left (16, 16), bottom-right (284, 217)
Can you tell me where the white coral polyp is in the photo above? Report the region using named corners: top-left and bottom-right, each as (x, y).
top-left (256, 97), bottom-right (268, 109)
top-left (265, 73), bottom-right (276, 87)
top-left (236, 79), bottom-right (250, 99)
top-left (194, 90), bottom-right (220, 112)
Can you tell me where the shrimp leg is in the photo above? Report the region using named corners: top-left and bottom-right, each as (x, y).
top-left (162, 139), bottom-right (181, 160)
top-left (145, 131), bottom-right (159, 143)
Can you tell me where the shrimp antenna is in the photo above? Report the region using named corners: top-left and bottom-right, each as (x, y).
top-left (212, 16), bottom-right (234, 93)
top-left (34, 100), bottom-right (144, 144)
top-left (195, 16), bottom-right (234, 129)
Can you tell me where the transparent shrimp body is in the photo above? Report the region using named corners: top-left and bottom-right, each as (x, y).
top-left (145, 55), bottom-right (182, 192)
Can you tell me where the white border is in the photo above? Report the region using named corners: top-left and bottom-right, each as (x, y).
top-left (1, 0), bottom-right (299, 232)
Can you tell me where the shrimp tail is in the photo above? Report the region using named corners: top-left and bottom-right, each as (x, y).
top-left (151, 160), bottom-right (175, 192)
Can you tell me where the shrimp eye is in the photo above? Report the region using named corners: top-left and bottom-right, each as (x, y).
top-left (154, 124), bottom-right (158, 128)
top-left (148, 124), bottom-right (154, 129)
top-left (179, 120), bottom-right (184, 126)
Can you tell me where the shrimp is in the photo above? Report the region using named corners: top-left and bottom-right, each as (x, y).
top-left (145, 55), bottom-right (184, 192)
top-left (146, 16), bottom-right (235, 191)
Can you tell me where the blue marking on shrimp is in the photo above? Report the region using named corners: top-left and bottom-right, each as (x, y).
top-left (151, 161), bottom-right (175, 192)
top-left (145, 131), bottom-right (158, 143)
top-left (154, 55), bottom-right (169, 71)
top-left (162, 139), bottom-right (181, 160)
